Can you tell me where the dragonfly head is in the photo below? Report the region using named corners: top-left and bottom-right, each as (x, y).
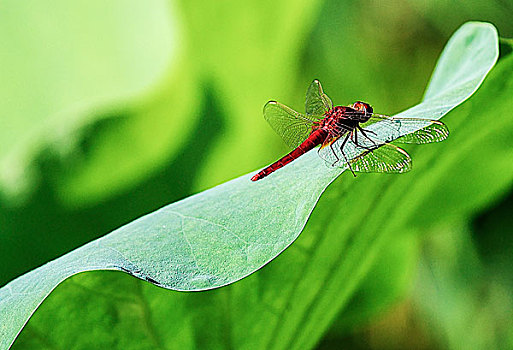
top-left (351, 101), bottom-right (373, 122)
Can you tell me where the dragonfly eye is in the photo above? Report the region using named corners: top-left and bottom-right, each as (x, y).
top-left (352, 101), bottom-right (373, 115)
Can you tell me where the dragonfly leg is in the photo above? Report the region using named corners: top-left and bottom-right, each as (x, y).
top-left (353, 128), bottom-right (374, 151)
top-left (362, 128), bottom-right (377, 136)
top-left (329, 142), bottom-right (340, 166)
top-left (358, 126), bottom-right (378, 148)
top-left (338, 133), bottom-right (356, 177)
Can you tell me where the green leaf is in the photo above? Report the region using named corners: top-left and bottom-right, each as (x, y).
top-left (326, 229), bottom-right (420, 335)
top-left (414, 221), bottom-right (512, 350)
top-left (0, 22), bottom-right (499, 349)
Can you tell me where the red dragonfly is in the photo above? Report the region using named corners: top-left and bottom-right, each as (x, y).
top-left (251, 80), bottom-right (449, 181)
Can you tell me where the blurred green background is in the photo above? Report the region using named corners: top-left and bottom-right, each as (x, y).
top-left (1, 0), bottom-right (513, 349)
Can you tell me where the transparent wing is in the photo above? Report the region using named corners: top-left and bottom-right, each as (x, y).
top-left (305, 79), bottom-right (333, 117)
top-left (350, 144), bottom-right (411, 173)
top-left (317, 130), bottom-right (362, 168)
top-left (395, 120), bottom-right (449, 143)
top-left (263, 101), bottom-right (315, 149)
top-left (361, 115), bottom-right (449, 144)
top-left (318, 128), bottom-right (412, 173)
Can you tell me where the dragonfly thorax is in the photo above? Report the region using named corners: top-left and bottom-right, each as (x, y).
top-left (323, 102), bottom-right (373, 127)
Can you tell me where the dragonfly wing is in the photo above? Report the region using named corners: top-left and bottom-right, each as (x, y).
top-left (318, 130), bottom-right (411, 173)
top-left (305, 79), bottom-right (333, 117)
top-left (263, 101), bottom-right (315, 149)
top-left (363, 116), bottom-right (449, 144)
top-left (395, 120), bottom-right (449, 143)
top-left (350, 144), bottom-right (412, 173)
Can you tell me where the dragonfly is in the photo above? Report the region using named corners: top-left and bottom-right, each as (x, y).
top-left (251, 79), bottom-right (449, 181)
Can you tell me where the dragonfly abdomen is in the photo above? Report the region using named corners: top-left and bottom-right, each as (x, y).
top-left (251, 129), bottom-right (328, 181)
